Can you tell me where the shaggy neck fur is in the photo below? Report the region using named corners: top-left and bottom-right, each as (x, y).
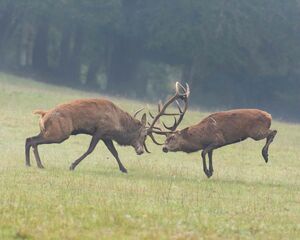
top-left (111, 110), bottom-right (142, 146)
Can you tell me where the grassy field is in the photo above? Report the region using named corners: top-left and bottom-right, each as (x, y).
top-left (0, 72), bottom-right (299, 240)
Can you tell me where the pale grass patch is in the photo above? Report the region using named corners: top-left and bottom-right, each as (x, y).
top-left (0, 73), bottom-right (300, 239)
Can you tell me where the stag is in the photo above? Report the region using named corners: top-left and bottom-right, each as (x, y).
top-left (25, 82), bottom-right (189, 172)
top-left (162, 109), bottom-right (277, 178)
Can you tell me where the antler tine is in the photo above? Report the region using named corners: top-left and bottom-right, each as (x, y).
top-left (158, 100), bottom-right (163, 112)
top-left (162, 83), bottom-right (189, 131)
top-left (147, 122), bottom-right (165, 131)
top-left (148, 133), bottom-right (164, 145)
top-left (186, 83), bottom-right (190, 97)
top-left (176, 82), bottom-right (190, 98)
top-left (176, 82), bottom-right (185, 96)
top-left (172, 96), bottom-right (189, 130)
top-left (150, 125), bottom-right (164, 131)
top-left (148, 95), bottom-right (177, 131)
top-left (173, 98), bottom-right (188, 130)
top-left (162, 116), bottom-right (177, 131)
top-left (148, 110), bottom-right (155, 119)
top-left (161, 113), bottom-right (181, 116)
top-left (151, 130), bottom-right (173, 135)
top-left (144, 142), bottom-right (151, 153)
top-left (133, 108), bottom-right (144, 118)
top-left (147, 81), bottom-right (190, 145)
top-left (175, 100), bottom-right (183, 113)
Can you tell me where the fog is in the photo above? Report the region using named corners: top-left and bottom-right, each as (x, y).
top-left (0, 1), bottom-right (300, 120)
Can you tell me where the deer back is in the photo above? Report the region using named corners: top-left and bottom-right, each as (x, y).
top-left (37, 99), bottom-right (134, 139)
top-left (196, 109), bottom-right (272, 143)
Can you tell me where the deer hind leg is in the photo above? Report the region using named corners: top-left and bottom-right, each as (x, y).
top-left (26, 133), bottom-right (69, 169)
top-left (103, 139), bottom-right (127, 173)
top-left (201, 145), bottom-right (219, 178)
top-left (25, 134), bottom-right (45, 168)
top-left (262, 130), bottom-right (277, 163)
top-left (69, 135), bottom-right (100, 171)
top-left (25, 137), bottom-right (33, 166)
top-left (250, 128), bottom-right (277, 163)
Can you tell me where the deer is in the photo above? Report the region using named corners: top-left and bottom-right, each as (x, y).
top-left (25, 82), bottom-right (190, 173)
top-left (160, 109), bottom-right (277, 178)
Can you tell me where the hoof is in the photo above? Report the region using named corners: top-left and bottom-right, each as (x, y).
top-left (120, 167), bottom-right (128, 173)
top-left (204, 171), bottom-right (213, 178)
top-left (69, 165), bottom-right (75, 171)
top-left (262, 150), bottom-right (269, 163)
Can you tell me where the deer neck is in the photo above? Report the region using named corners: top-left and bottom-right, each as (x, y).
top-left (113, 112), bottom-right (141, 146)
top-left (179, 128), bottom-right (203, 153)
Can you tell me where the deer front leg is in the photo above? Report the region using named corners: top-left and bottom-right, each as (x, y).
top-left (201, 150), bottom-right (212, 178)
top-left (103, 139), bottom-right (127, 173)
top-left (208, 150), bottom-right (214, 174)
top-left (25, 137), bottom-right (32, 166)
top-left (32, 145), bottom-right (45, 169)
top-left (69, 135), bottom-right (100, 171)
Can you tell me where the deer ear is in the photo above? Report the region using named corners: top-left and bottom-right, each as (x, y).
top-left (141, 113), bottom-right (147, 126)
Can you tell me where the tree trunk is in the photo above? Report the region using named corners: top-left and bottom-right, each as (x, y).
top-left (32, 17), bottom-right (49, 72)
top-left (106, 0), bottom-right (142, 96)
top-left (58, 24), bottom-right (72, 76)
top-left (86, 60), bottom-right (101, 88)
top-left (0, 3), bottom-right (14, 49)
top-left (19, 22), bottom-right (34, 67)
top-left (106, 36), bottom-right (140, 95)
top-left (0, 2), bottom-right (18, 65)
top-left (67, 25), bottom-right (84, 85)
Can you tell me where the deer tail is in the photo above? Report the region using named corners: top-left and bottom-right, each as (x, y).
top-left (33, 110), bottom-right (47, 117)
top-left (33, 110), bottom-right (47, 132)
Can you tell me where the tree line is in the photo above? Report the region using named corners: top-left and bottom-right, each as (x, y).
top-left (0, 0), bottom-right (300, 119)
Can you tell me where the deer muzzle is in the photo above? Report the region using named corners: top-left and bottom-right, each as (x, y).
top-left (136, 146), bottom-right (144, 155)
top-left (162, 146), bottom-right (169, 153)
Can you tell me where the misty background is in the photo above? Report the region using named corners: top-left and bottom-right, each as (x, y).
top-left (0, 1), bottom-right (299, 120)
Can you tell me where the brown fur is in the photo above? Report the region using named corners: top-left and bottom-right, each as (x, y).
top-left (163, 109), bottom-right (277, 178)
top-left (26, 98), bottom-right (148, 173)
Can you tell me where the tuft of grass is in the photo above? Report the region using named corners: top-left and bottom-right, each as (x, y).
top-left (0, 72), bottom-right (300, 240)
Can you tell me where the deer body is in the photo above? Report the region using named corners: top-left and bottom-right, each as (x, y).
top-left (36, 99), bottom-right (143, 145)
top-left (26, 82), bottom-right (190, 172)
top-left (163, 109), bottom-right (277, 178)
top-left (26, 98), bottom-right (148, 172)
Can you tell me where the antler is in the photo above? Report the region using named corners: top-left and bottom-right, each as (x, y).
top-left (133, 108), bottom-right (144, 118)
top-left (147, 82), bottom-right (190, 145)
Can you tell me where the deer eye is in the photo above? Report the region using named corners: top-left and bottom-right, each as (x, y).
top-left (168, 135), bottom-right (175, 141)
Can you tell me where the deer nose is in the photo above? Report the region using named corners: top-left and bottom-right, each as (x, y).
top-left (137, 150), bottom-right (144, 155)
top-left (136, 147), bottom-right (144, 155)
top-left (162, 146), bottom-right (168, 153)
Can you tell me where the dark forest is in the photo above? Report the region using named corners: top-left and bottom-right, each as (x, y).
top-left (1, 0), bottom-right (300, 120)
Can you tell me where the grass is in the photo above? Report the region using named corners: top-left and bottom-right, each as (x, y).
top-left (0, 72), bottom-right (300, 240)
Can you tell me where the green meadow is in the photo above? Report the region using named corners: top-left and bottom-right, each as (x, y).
top-left (0, 73), bottom-right (299, 240)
